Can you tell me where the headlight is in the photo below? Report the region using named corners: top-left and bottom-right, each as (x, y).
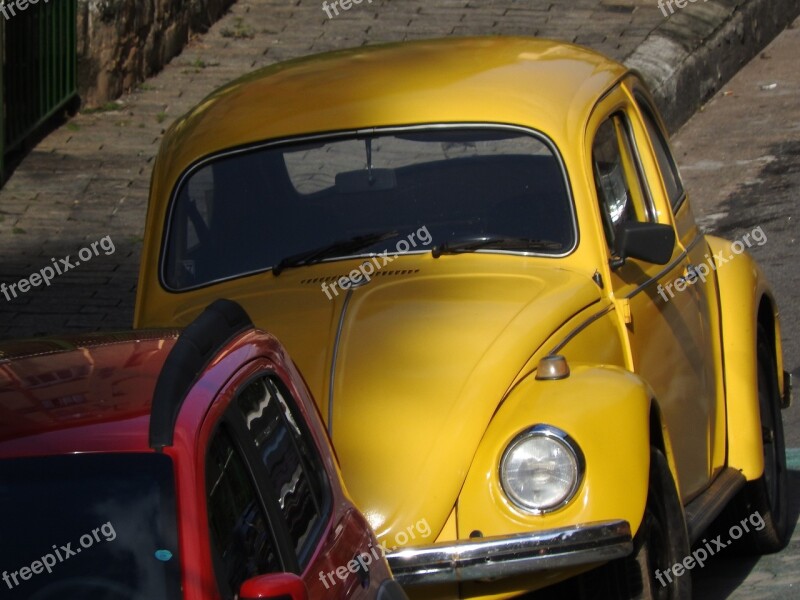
top-left (500, 425), bottom-right (584, 513)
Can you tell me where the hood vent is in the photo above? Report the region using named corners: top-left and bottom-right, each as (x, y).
top-left (300, 269), bottom-right (420, 285)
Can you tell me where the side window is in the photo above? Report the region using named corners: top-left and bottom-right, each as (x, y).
top-left (236, 375), bottom-right (330, 567)
top-left (637, 100), bottom-right (685, 209)
top-left (592, 115), bottom-right (647, 249)
top-left (206, 426), bottom-right (283, 598)
top-left (166, 170), bottom-right (214, 288)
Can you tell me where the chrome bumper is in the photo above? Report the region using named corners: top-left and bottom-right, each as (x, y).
top-left (386, 520), bottom-right (632, 585)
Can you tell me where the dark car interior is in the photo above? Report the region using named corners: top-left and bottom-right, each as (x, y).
top-left (164, 130), bottom-right (574, 290)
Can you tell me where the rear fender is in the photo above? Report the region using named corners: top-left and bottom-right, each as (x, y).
top-left (707, 235), bottom-right (779, 480)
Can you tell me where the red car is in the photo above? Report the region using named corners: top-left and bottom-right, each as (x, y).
top-left (0, 300), bottom-right (407, 600)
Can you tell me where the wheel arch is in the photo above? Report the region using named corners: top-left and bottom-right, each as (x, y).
top-left (648, 399), bottom-right (684, 500)
top-left (707, 235), bottom-right (779, 481)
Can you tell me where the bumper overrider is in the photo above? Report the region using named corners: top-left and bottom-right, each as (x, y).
top-left (386, 520), bottom-right (632, 585)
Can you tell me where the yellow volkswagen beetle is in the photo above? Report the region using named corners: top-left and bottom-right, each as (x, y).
top-left (134, 37), bottom-right (791, 599)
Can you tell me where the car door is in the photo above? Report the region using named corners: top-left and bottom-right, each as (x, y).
top-left (588, 89), bottom-right (717, 500)
top-left (627, 88), bottom-right (725, 477)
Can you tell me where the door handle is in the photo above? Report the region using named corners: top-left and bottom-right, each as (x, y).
top-left (684, 263), bottom-right (710, 284)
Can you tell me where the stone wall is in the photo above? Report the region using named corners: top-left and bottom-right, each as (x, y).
top-left (76, 0), bottom-right (235, 107)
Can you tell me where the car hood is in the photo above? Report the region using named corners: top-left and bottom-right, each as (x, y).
top-left (174, 259), bottom-right (601, 540)
top-left (325, 264), bottom-right (599, 534)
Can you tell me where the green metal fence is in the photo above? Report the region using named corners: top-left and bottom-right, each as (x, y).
top-left (0, 21), bottom-right (4, 183)
top-left (1, 0), bottom-right (78, 183)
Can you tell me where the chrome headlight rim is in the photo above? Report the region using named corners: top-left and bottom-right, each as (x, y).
top-left (499, 424), bottom-right (586, 515)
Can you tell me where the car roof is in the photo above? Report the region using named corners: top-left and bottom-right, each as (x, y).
top-left (156, 36), bottom-right (628, 187)
top-left (0, 330), bottom-right (179, 457)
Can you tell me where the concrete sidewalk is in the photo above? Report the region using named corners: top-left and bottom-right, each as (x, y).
top-left (0, 0), bottom-right (797, 339)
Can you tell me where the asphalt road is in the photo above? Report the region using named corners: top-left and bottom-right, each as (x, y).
top-left (673, 19), bottom-right (800, 447)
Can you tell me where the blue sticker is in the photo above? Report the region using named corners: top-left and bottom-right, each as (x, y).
top-left (155, 549), bottom-right (173, 562)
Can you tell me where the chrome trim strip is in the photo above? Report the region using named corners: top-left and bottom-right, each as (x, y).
top-left (328, 289), bottom-right (353, 436)
top-left (622, 233), bottom-right (704, 300)
top-left (159, 122), bottom-right (580, 293)
top-left (387, 520), bottom-right (632, 585)
top-left (548, 304), bottom-right (614, 356)
top-left (548, 236), bottom-right (706, 354)
top-left (624, 252), bottom-right (683, 300)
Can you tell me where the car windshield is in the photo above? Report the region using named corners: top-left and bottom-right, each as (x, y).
top-left (0, 453), bottom-right (182, 600)
top-left (163, 126), bottom-right (575, 290)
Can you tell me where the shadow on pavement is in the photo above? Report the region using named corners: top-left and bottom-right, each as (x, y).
top-left (692, 468), bottom-right (800, 599)
top-left (0, 235), bottom-right (139, 338)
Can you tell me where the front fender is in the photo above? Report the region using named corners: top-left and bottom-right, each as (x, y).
top-left (457, 364), bottom-right (654, 541)
top-left (707, 235), bottom-right (778, 481)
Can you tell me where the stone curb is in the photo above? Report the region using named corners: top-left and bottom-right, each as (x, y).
top-left (625, 0), bottom-right (800, 133)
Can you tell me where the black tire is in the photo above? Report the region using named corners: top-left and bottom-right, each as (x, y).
top-left (578, 447), bottom-right (691, 600)
top-left (728, 324), bottom-right (790, 553)
top-left (631, 448), bottom-right (692, 600)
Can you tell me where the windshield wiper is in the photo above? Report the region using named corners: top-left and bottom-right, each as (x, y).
top-left (272, 231), bottom-right (398, 276)
top-left (431, 235), bottom-right (563, 258)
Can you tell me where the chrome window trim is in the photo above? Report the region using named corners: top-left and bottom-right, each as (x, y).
top-left (619, 112), bottom-right (658, 223)
top-left (158, 122), bottom-right (580, 293)
top-left (632, 92), bottom-right (687, 213)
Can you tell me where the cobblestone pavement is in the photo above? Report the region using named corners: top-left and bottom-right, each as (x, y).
top-left (1, 0), bottom-right (796, 338)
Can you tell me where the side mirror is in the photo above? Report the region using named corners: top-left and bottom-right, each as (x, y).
top-left (613, 221), bottom-right (675, 267)
top-left (239, 573), bottom-right (309, 600)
